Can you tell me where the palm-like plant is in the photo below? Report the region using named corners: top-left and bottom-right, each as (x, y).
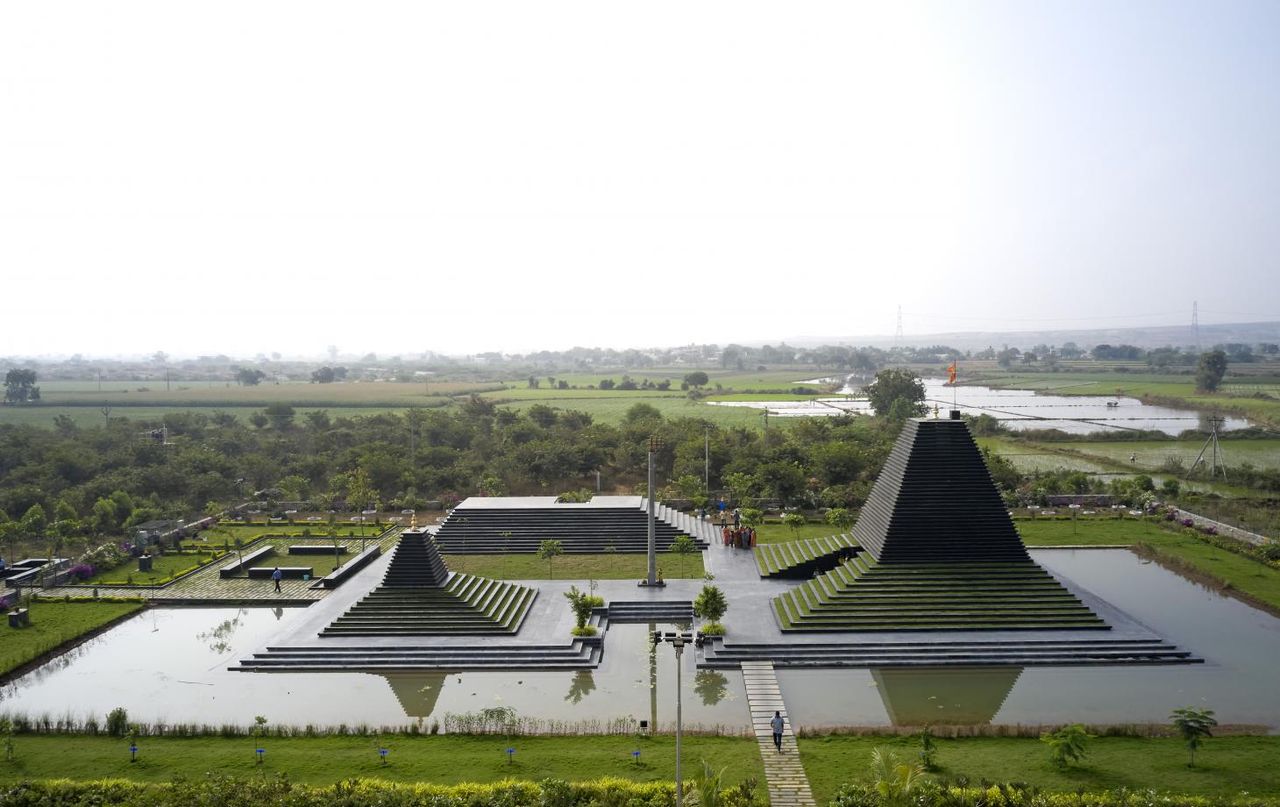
top-left (1171, 707), bottom-right (1217, 767)
top-left (869, 747), bottom-right (925, 807)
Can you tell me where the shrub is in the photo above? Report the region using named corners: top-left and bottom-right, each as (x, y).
top-left (1040, 723), bottom-right (1090, 768)
top-left (693, 584), bottom-right (728, 624)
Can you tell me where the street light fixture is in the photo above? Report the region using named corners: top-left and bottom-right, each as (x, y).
top-left (653, 629), bottom-right (694, 805)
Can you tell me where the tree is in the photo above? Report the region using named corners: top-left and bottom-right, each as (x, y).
top-left (825, 508), bottom-right (854, 532)
top-left (1170, 707), bottom-right (1217, 767)
top-left (693, 583), bottom-right (727, 632)
top-left (235, 367), bottom-right (267, 386)
top-left (311, 366), bottom-right (337, 383)
top-left (563, 585), bottom-right (603, 635)
top-left (263, 403), bottom-right (295, 430)
top-left (739, 508), bottom-right (764, 528)
top-left (1040, 723), bottom-right (1090, 768)
top-left (864, 369), bottom-right (927, 421)
top-left (3, 369), bottom-right (40, 404)
top-left (1195, 350), bottom-right (1228, 392)
top-left (683, 371), bottom-right (709, 389)
top-left (782, 512), bottom-right (806, 538)
top-left (669, 534), bottom-right (697, 577)
top-left (538, 539), bottom-right (564, 579)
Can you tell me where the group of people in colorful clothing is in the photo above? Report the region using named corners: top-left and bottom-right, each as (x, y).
top-left (721, 525), bottom-right (757, 548)
top-left (717, 507), bottom-right (756, 548)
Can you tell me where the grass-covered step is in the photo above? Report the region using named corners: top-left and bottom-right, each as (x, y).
top-left (317, 531), bottom-right (538, 637)
top-left (774, 557), bottom-right (1107, 632)
top-left (754, 533), bottom-right (857, 578)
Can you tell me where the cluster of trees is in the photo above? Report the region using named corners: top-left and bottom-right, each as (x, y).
top-left (0, 375), bottom-right (940, 556)
top-left (3, 369), bottom-right (40, 404)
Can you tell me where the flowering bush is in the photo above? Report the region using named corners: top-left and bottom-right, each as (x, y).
top-left (66, 563), bottom-right (95, 581)
top-left (1182, 518), bottom-right (1195, 528)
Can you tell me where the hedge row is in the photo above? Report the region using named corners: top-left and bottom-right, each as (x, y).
top-left (0, 776), bottom-right (761, 807)
top-left (832, 784), bottom-right (1280, 807)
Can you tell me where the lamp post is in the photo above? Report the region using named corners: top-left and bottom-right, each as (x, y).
top-left (653, 629), bottom-right (693, 805)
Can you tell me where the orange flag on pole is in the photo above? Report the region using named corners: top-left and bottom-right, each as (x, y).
top-left (947, 362), bottom-right (957, 384)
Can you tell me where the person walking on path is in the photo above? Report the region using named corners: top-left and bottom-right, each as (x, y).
top-left (770, 710), bottom-right (785, 752)
top-left (271, 566), bottom-right (283, 593)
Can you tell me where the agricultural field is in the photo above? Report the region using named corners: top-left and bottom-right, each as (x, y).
top-left (973, 370), bottom-right (1280, 427)
top-left (1050, 438), bottom-right (1280, 473)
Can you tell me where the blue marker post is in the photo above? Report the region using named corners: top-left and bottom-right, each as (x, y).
top-left (379, 748), bottom-right (389, 765)
top-left (506, 747), bottom-right (515, 765)
top-left (256, 748), bottom-right (265, 764)
top-left (632, 750), bottom-right (641, 766)
top-left (129, 744), bottom-right (138, 763)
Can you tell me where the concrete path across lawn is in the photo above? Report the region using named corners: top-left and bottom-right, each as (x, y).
top-left (741, 661), bottom-right (816, 807)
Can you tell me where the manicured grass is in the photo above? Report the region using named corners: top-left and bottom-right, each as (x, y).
top-left (799, 734), bottom-right (1280, 804)
top-left (0, 734), bottom-right (762, 787)
top-left (0, 600), bottom-right (143, 676)
top-left (82, 551), bottom-right (225, 585)
top-left (1016, 517), bottom-right (1175, 546)
top-left (752, 521), bottom-right (849, 544)
top-left (442, 552), bottom-right (706, 580)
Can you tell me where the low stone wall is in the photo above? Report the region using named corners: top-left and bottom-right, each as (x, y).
top-left (1172, 508), bottom-right (1273, 547)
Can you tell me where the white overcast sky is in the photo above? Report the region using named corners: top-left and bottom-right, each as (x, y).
top-left (2, 1), bottom-right (1277, 358)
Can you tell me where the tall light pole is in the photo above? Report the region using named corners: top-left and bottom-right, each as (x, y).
top-left (642, 435), bottom-right (664, 587)
top-left (653, 630), bottom-right (693, 805)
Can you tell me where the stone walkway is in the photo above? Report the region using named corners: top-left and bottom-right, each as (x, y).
top-left (741, 661), bottom-right (816, 807)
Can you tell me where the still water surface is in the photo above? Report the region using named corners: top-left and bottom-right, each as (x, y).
top-left (4, 551), bottom-right (1277, 731)
top-left (710, 381), bottom-right (1250, 435)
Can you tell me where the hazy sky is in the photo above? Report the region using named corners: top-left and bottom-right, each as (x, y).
top-left (2, 1), bottom-right (1277, 358)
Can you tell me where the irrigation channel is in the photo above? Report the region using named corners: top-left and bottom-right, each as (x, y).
top-left (3, 550), bottom-right (1279, 733)
top-left (709, 380), bottom-right (1252, 435)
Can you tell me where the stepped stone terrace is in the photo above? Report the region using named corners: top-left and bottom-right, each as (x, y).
top-left (432, 495), bottom-right (713, 554)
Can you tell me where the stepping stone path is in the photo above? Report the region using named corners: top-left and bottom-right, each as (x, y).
top-left (741, 661), bottom-right (815, 807)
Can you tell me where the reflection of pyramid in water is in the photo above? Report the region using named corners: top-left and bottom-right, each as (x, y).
top-left (380, 672), bottom-right (451, 719)
top-left (872, 667), bottom-right (1023, 725)
top-left (322, 530), bottom-right (536, 636)
top-left (776, 417), bottom-right (1108, 631)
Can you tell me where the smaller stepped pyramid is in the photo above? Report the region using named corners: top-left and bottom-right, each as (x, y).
top-left (321, 529), bottom-right (536, 636)
top-left (432, 496), bottom-right (713, 554)
top-left (755, 533), bottom-right (858, 578)
top-left (775, 415), bottom-right (1107, 632)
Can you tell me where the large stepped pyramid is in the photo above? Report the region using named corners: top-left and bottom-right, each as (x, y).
top-left (432, 496), bottom-right (713, 554)
top-left (775, 415), bottom-right (1107, 632)
top-left (321, 529), bottom-right (536, 636)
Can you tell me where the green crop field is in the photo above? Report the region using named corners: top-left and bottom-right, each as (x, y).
top-left (494, 395), bottom-right (778, 428)
top-left (1048, 439), bottom-right (1280, 472)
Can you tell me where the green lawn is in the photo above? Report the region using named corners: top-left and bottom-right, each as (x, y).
top-left (799, 734), bottom-right (1280, 804)
top-left (1016, 517), bottom-right (1172, 546)
top-left (751, 521), bottom-right (848, 544)
top-left (1051, 439), bottom-right (1280, 473)
top-left (0, 734), bottom-right (761, 787)
top-left (82, 550), bottom-right (225, 585)
top-left (442, 552), bottom-right (706, 580)
top-left (0, 600), bottom-right (144, 676)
